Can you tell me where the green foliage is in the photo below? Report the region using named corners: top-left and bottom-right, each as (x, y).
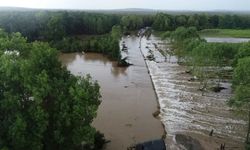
top-left (0, 11), bottom-right (120, 41)
top-left (121, 15), bottom-right (144, 30)
top-left (111, 25), bottom-right (122, 39)
top-left (231, 57), bottom-right (250, 92)
top-left (0, 31), bottom-right (102, 150)
top-left (0, 31), bottom-right (30, 57)
top-left (84, 131), bottom-right (107, 150)
top-left (169, 27), bottom-right (240, 66)
top-left (152, 13), bottom-right (173, 31)
top-left (52, 34), bottom-right (121, 60)
top-left (161, 31), bottom-right (171, 39)
top-left (46, 14), bottom-right (66, 41)
top-left (152, 13), bottom-right (250, 31)
top-left (246, 143), bottom-right (250, 150)
top-left (170, 27), bottom-right (200, 42)
top-left (169, 27), bottom-right (200, 61)
top-left (0, 11), bottom-right (250, 42)
top-left (169, 27), bottom-right (241, 93)
top-left (233, 42), bottom-right (250, 66)
top-left (229, 57), bottom-right (250, 144)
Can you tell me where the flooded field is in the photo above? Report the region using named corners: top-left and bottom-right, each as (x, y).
top-left (59, 36), bottom-right (164, 150)
top-left (60, 35), bottom-right (247, 150)
top-left (141, 35), bottom-right (247, 149)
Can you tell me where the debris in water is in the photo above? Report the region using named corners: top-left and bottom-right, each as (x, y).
top-left (153, 110), bottom-right (160, 119)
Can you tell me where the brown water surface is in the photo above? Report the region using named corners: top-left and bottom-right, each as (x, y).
top-left (59, 35), bottom-right (164, 150)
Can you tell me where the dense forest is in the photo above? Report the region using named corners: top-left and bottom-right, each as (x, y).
top-left (0, 10), bottom-right (250, 56)
top-left (1, 11), bottom-right (250, 40)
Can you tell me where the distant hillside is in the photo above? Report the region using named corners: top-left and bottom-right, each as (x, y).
top-left (0, 6), bottom-right (250, 15)
top-left (83, 8), bottom-right (156, 15)
top-left (85, 8), bottom-right (250, 15)
top-left (0, 7), bottom-right (36, 11)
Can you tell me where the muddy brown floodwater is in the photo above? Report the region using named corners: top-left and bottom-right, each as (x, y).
top-left (60, 35), bottom-right (248, 150)
top-left (59, 35), bottom-right (164, 150)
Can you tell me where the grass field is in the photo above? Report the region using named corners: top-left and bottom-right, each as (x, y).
top-left (199, 29), bottom-right (250, 38)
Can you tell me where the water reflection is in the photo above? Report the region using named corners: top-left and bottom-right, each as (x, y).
top-left (60, 52), bottom-right (128, 77)
top-left (204, 37), bottom-right (250, 43)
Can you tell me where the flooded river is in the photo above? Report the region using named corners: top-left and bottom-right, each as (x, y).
top-left (59, 35), bottom-right (164, 150)
top-left (60, 35), bottom-right (247, 150)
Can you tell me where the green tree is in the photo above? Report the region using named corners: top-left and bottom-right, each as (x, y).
top-left (120, 15), bottom-right (144, 31)
top-left (187, 15), bottom-right (199, 27)
top-left (111, 25), bottom-right (122, 39)
top-left (208, 15), bottom-right (219, 28)
top-left (0, 31), bottom-right (101, 150)
top-left (175, 15), bottom-right (187, 27)
top-left (189, 42), bottom-right (238, 92)
top-left (152, 13), bottom-right (172, 31)
top-left (170, 27), bottom-right (200, 62)
top-left (229, 57), bottom-right (250, 146)
top-left (190, 42), bottom-right (213, 93)
top-left (233, 42), bottom-right (250, 66)
top-left (198, 14), bottom-right (209, 29)
top-left (46, 15), bottom-right (66, 41)
top-left (170, 27), bottom-right (200, 43)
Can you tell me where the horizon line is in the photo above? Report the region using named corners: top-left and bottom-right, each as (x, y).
top-left (0, 6), bottom-right (250, 12)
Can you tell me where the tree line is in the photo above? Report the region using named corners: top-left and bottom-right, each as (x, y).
top-left (52, 25), bottom-right (122, 60)
top-left (0, 11), bottom-right (120, 41)
top-left (152, 13), bottom-right (250, 31)
top-left (0, 10), bottom-right (250, 60)
top-left (1, 10), bottom-right (250, 42)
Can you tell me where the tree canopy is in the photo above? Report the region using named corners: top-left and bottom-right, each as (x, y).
top-left (229, 57), bottom-right (250, 146)
top-left (0, 30), bottom-right (101, 150)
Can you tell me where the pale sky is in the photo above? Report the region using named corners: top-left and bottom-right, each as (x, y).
top-left (0, 0), bottom-right (249, 11)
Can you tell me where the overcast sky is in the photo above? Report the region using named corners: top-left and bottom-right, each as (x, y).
top-left (0, 0), bottom-right (249, 11)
